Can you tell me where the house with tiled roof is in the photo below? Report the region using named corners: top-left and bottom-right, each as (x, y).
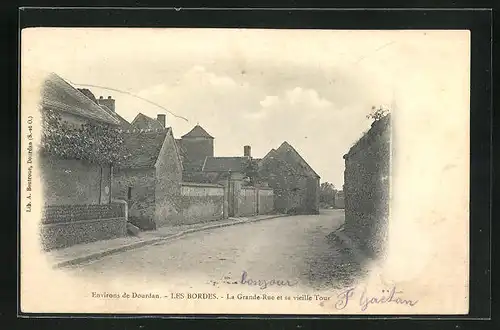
top-left (39, 72), bottom-right (127, 250)
top-left (197, 144), bottom-right (272, 217)
top-left (258, 141), bottom-right (320, 214)
top-left (202, 156), bottom-right (250, 173)
top-left (131, 113), bottom-right (166, 130)
top-left (196, 155), bottom-right (250, 186)
top-left (41, 73), bottom-right (121, 126)
top-left (77, 88), bottom-right (135, 130)
top-left (112, 124), bottom-right (183, 230)
top-left (39, 72), bottom-right (121, 207)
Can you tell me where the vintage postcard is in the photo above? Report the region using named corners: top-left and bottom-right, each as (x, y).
top-left (19, 28), bottom-right (470, 315)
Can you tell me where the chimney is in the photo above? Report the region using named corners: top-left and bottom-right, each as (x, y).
top-left (157, 114), bottom-right (166, 128)
top-left (244, 145), bottom-right (251, 157)
top-left (98, 96), bottom-right (115, 112)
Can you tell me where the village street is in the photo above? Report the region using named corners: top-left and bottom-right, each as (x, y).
top-left (65, 209), bottom-right (366, 290)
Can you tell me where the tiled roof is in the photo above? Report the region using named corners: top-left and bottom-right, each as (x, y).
top-left (115, 129), bottom-right (168, 169)
top-left (100, 105), bottom-right (135, 129)
top-left (77, 86), bottom-right (135, 130)
top-left (77, 88), bottom-right (98, 103)
top-left (131, 113), bottom-right (165, 130)
top-left (260, 149), bottom-right (277, 162)
top-left (175, 139), bottom-right (187, 158)
top-left (202, 156), bottom-right (250, 172)
top-left (276, 142), bottom-right (320, 178)
top-left (41, 73), bottom-right (120, 125)
top-left (258, 149), bottom-right (277, 168)
top-left (181, 124), bottom-right (214, 139)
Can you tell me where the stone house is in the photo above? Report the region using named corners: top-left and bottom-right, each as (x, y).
top-left (39, 72), bottom-right (127, 249)
top-left (112, 124), bottom-right (184, 230)
top-left (131, 113), bottom-right (166, 130)
top-left (343, 114), bottom-right (391, 258)
top-left (258, 142), bottom-right (320, 215)
top-left (40, 73), bottom-right (122, 206)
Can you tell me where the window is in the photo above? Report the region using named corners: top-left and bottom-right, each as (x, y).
top-left (127, 187), bottom-right (132, 199)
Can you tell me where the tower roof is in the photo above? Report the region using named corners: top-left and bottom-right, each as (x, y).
top-left (182, 124), bottom-right (214, 139)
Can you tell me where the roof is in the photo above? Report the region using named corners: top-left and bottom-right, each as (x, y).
top-left (116, 129), bottom-right (168, 168)
top-left (202, 156), bottom-right (250, 172)
top-left (276, 141), bottom-right (320, 178)
top-left (131, 113), bottom-right (165, 130)
top-left (41, 73), bottom-right (120, 125)
top-left (76, 87), bottom-right (134, 130)
top-left (77, 88), bottom-right (98, 103)
top-left (100, 105), bottom-right (135, 129)
top-left (259, 148), bottom-right (277, 164)
top-left (175, 139), bottom-right (187, 157)
top-left (181, 124), bottom-right (214, 139)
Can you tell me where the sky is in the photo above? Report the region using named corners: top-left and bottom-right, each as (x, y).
top-left (22, 28), bottom-right (469, 188)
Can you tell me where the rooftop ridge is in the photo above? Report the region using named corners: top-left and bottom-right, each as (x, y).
top-left (181, 124), bottom-right (214, 139)
top-left (117, 127), bottom-right (168, 134)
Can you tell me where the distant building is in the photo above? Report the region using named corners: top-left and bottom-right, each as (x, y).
top-left (334, 190), bottom-right (345, 209)
top-left (258, 142), bottom-right (320, 215)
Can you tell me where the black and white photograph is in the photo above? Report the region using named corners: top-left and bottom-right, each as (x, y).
top-left (20, 28), bottom-right (470, 315)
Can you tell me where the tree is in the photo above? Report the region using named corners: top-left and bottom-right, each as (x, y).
top-left (367, 105), bottom-right (390, 122)
top-left (320, 182), bottom-right (336, 207)
top-left (242, 158), bottom-right (260, 186)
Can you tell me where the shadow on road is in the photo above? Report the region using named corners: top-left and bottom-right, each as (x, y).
top-left (301, 227), bottom-right (370, 291)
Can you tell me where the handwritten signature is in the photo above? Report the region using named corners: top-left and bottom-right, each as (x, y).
top-left (209, 271), bottom-right (298, 290)
top-left (335, 286), bottom-right (418, 311)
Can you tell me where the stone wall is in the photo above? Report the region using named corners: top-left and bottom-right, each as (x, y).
top-left (112, 168), bottom-right (156, 230)
top-left (176, 182), bottom-right (225, 225)
top-left (154, 130), bottom-right (183, 227)
top-left (40, 155), bottom-right (112, 206)
top-left (236, 186), bottom-right (275, 216)
top-left (238, 187), bottom-right (258, 216)
top-left (343, 115), bottom-right (391, 258)
top-left (40, 203), bottom-right (127, 250)
top-left (257, 188), bottom-right (274, 214)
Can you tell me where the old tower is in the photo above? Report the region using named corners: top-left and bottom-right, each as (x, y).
top-left (180, 124), bottom-right (214, 166)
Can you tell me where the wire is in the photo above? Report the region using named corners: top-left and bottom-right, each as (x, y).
top-left (65, 79), bottom-right (190, 122)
